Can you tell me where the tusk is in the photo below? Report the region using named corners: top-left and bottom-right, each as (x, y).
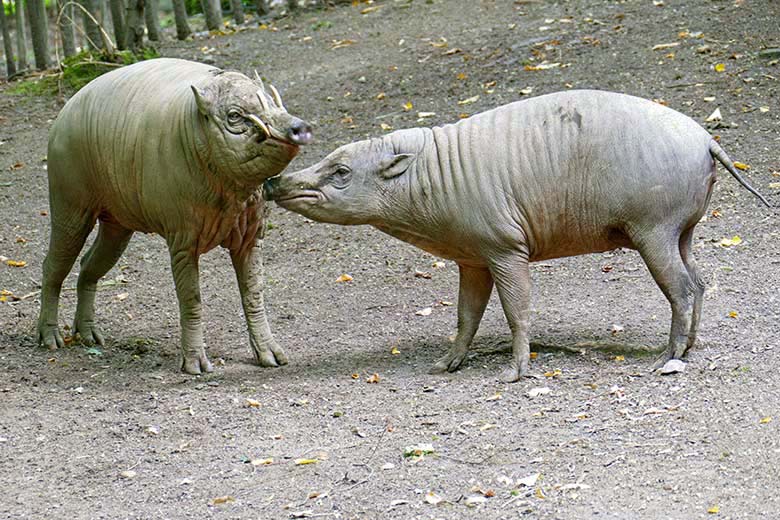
top-left (269, 84), bottom-right (286, 112)
top-left (246, 114), bottom-right (270, 139)
top-left (256, 89), bottom-right (270, 113)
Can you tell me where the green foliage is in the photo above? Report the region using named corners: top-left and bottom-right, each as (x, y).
top-left (9, 48), bottom-right (161, 97)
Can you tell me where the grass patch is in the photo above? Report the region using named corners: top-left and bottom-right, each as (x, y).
top-left (9, 48), bottom-right (160, 97)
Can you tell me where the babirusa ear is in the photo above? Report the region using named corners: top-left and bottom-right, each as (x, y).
top-left (190, 85), bottom-right (213, 116)
top-left (380, 153), bottom-right (415, 179)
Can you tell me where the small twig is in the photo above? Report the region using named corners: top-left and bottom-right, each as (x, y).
top-left (665, 79), bottom-right (723, 89)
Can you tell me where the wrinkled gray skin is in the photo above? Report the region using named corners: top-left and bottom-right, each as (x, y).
top-left (265, 89), bottom-right (769, 383)
top-left (39, 58), bottom-right (313, 374)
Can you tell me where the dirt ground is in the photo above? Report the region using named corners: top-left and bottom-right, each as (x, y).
top-left (1, 0), bottom-right (779, 518)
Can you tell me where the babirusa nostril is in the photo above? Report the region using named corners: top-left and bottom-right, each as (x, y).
top-left (287, 120), bottom-right (313, 145)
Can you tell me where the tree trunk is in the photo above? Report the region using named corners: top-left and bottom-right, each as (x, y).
top-left (255, 0), bottom-right (268, 16)
top-left (144, 0), bottom-right (160, 41)
top-left (124, 0), bottom-right (144, 50)
top-left (14, 0), bottom-right (28, 71)
top-left (27, 0), bottom-right (48, 69)
top-left (171, 0), bottom-right (190, 40)
top-left (230, 0), bottom-right (244, 25)
top-left (109, 0), bottom-right (126, 49)
top-left (57, 0), bottom-right (77, 57)
top-left (200, 0), bottom-right (221, 31)
top-left (80, 0), bottom-right (102, 50)
top-left (0, 1), bottom-right (17, 77)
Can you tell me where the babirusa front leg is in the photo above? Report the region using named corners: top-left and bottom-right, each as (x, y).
top-left (168, 242), bottom-right (213, 374)
top-left (231, 237), bottom-right (288, 367)
top-left (429, 265), bottom-right (493, 374)
top-left (490, 253), bottom-right (533, 383)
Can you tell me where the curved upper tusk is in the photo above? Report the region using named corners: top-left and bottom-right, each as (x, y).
top-left (246, 114), bottom-right (270, 139)
top-left (255, 72), bottom-right (266, 92)
top-left (256, 89), bottom-right (270, 113)
top-left (269, 84), bottom-right (286, 112)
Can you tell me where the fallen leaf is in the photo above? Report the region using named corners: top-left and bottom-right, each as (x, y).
top-left (390, 346), bottom-right (401, 355)
top-left (366, 373), bottom-right (380, 384)
top-left (760, 416), bottom-right (772, 424)
top-left (5, 260), bottom-right (26, 268)
top-left (535, 487), bottom-right (546, 499)
top-left (417, 112), bottom-right (436, 118)
top-left (519, 86), bottom-right (534, 95)
top-left (414, 270), bottom-right (432, 279)
top-left (351, 373), bottom-right (360, 380)
top-left (486, 393), bottom-right (502, 402)
top-left (705, 108), bottom-right (722, 122)
top-left (529, 352), bottom-right (538, 360)
top-left (210, 496), bottom-right (235, 505)
top-left (403, 101), bottom-right (413, 111)
top-left (614, 355), bottom-right (625, 362)
top-left (543, 369), bottom-right (562, 378)
top-left (120, 470), bottom-right (137, 479)
top-left (429, 37), bottom-right (448, 48)
top-left (331, 39), bottom-right (357, 49)
top-left (651, 42), bottom-right (679, 51)
top-left (404, 443), bottom-right (435, 458)
top-left (432, 261), bottom-right (446, 268)
top-left (375, 92), bottom-right (386, 100)
top-left (759, 106), bottom-right (770, 113)
top-left (335, 273), bottom-right (353, 283)
top-left (527, 387), bottom-right (550, 398)
top-left (524, 62), bottom-right (562, 71)
top-left (444, 48), bottom-right (462, 55)
top-left (424, 491), bottom-right (443, 505)
top-left (708, 505), bottom-right (720, 514)
top-left (415, 307), bottom-right (433, 316)
top-left (733, 161), bottom-right (750, 171)
top-left (518, 473), bottom-right (540, 487)
top-left (360, 6), bottom-right (380, 14)
top-left (245, 398), bottom-right (261, 408)
top-left (457, 95), bottom-right (480, 105)
top-left (728, 311), bottom-right (738, 319)
top-left (251, 457), bottom-right (273, 466)
top-left (294, 458), bottom-right (319, 465)
top-left (769, 182), bottom-right (780, 189)
top-left (719, 236), bottom-right (742, 247)
top-left (380, 123), bottom-right (393, 131)
top-left (714, 63), bottom-right (726, 72)
top-left (465, 495), bottom-right (488, 507)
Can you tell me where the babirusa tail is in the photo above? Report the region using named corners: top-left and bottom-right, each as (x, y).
top-left (709, 140), bottom-right (770, 208)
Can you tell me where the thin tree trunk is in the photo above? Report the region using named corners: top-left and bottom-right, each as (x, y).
top-left (256, 0), bottom-right (268, 16)
top-left (15, 0), bottom-right (28, 70)
top-left (80, 0), bottom-right (102, 50)
top-left (57, 0), bottom-right (77, 57)
top-left (171, 0), bottom-right (190, 40)
top-left (0, 1), bottom-right (17, 77)
top-left (124, 0), bottom-right (144, 50)
top-left (144, 0), bottom-right (160, 41)
top-left (230, 0), bottom-right (244, 25)
top-left (27, 0), bottom-right (48, 69)
top-left (200, 0), bottom-right (221, 31)
top-left (109, 0), bottom-right (126, 49)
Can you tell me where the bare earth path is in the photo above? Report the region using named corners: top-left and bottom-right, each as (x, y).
top-left (1, 1), bottom-right (779, 518)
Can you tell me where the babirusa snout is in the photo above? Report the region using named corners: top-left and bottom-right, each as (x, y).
top-left (286, 118), bottom-right (313, 145)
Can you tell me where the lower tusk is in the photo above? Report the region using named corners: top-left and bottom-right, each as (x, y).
top-left (247, 114), bottom-right (270, 140)
top-left (269, 84), bottom-right (286, 112)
